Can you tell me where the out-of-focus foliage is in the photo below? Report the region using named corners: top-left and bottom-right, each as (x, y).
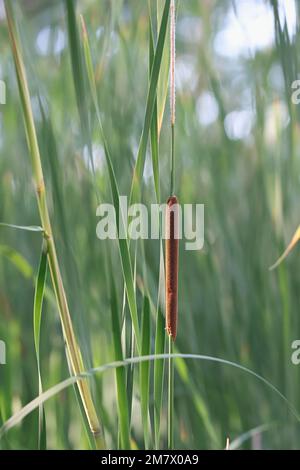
top-left (1, 0), bottom-right (300, 449)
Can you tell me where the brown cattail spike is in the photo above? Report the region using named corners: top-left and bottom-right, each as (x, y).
top-left (165, 195), bottom-right (179, 341)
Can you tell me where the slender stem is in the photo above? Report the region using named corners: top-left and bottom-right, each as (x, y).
top-left (4, 0), bottom-right (105, 449)
top-left (170, 0), bottom-right (176, 196)
top-left (168, 336), bottom-right (174, 449)
top-left (168, 0), bottom-right (176, 450)
top-left (170, 123), bottom-right (175, 195)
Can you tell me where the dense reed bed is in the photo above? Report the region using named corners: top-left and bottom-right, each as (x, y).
top-left (1, 0), bottom-right (300, 450)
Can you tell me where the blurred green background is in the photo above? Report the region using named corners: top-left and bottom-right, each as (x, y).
top-left (1, 0), bottom-right (300, 450)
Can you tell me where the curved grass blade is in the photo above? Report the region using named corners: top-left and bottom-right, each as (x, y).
top-left (228, 423), bottom-right (273, 450)
top-left (33, 240), bottom-right (48, 449)
top-left (1, 354), bottom-right (299, 442)
top-left (269, 225), bottom-right (300, 270)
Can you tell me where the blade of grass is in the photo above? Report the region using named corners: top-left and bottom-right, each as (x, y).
top-left (167, 0), bottom-right (176, 450)
top-left (139, 296), bottom-right (151, 449)
top-left (33, 240), bottom-right (48, 449)
top-left (0, 223), bottom-right (43, 232)
top-left (269, 225), bottom-right (300, 270)
top-left (110, 269), bottom-right (131, 450)
top-left (229, 423), bottom-right (273, 450)
top-left (2, 353), bottom-right (300, 439)
top-left (154, 306), bottom-right (165, 448)
top-left (65, 0), bottom-right (96, 179)
top-left (126, 244), bottom-right (138, 430)
top-left (4, 0), bottom-right (105, 449)
top-left (149, 6), bottom-right (160, 203)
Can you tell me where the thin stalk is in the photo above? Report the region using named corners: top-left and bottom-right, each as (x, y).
top-left (167, 0), bottom-right (176, 450)
top-left (4, 0), bottom-right (105, 449)
top-left (166, 196), bottom-right (177, 449)
top-left (170, 0), bottom-right (176, 196)
top-left (168, 336), bottom-right (174, 449)
top-left (170, 123), bottom-right (175, 196)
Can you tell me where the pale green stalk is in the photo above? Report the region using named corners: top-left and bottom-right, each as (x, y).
top-left (167, 0), bottom-right (176, 450)
top-left (168, 336), bottom-right (174, 449)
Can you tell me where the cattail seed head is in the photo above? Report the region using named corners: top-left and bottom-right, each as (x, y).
top-left (165, 195), bottom-right (179, 340)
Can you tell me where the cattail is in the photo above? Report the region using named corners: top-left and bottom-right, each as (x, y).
top-left (165, 195), bottom-right (179, 340)
top-left (166, 0), bottom-right (178, 343)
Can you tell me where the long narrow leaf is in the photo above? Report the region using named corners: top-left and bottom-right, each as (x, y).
top-left (110, 271), bottom-right (131, 450)
top-left (154, 307), bottom-right (165, 448)
top-left (269, 225), bottom-right (300, 270)
top-left (33, 240), bottom-right (48, 449)
top-left (149, 10), bottom-right (160, 203)
top-left (0, 223), bottom-right (43, 232)
top-left (1, 353), bottom-right (299, 440)
top-left (139, 296), bottom-right (151, 449)
top-left (65, 0), bottom-right (96, 176)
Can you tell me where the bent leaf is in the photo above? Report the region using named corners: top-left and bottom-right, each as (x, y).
top-left (33, 240), bottom-right (48, 449)
top-left (1, 353), bottom-right (299, 440)
top-left (269, 225), bottom-right (300, 270)
top-left (0, 223), bottom-right (43, 232)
